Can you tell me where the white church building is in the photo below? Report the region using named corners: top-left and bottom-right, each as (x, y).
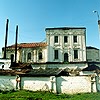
top-left (2, 26), bottom-right (100, 69)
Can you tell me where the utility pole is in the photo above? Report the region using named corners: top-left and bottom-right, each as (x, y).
top-left (3, 19), bottom-right (9, 59)
top-left (93, 10), bottom-right (99, 20)
top-left (15, 25), bottom-right (18, 63)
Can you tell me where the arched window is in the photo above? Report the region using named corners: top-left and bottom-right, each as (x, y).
top-left (27, 52), bottom-right (31, 60)
top-left (64, 53), bottom-right (68, 62)
top-left (38, 52), bottom-right (42, 60)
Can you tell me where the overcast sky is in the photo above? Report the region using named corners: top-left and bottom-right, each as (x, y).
top-left (0, 0), bottom-right (100, 53)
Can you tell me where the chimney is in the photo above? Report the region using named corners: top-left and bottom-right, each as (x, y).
top-left (3, 19), bottom-right (9, 59)
top-left (15, 25), bottom-right (18, 63)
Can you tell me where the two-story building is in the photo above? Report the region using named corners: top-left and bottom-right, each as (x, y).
top-left (2, 26), bottom-right (89, 69)
top-left (46, 27), bottom-right (86, 63)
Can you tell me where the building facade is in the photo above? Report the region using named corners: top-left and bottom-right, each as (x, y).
top-left (46, 27), bottom-right (86, 63)
top-left (2, 27), bottom-right (88, 69)
top-left (2, 42), bottom-right (47, 63)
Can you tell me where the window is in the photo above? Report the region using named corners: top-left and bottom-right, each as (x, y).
top-left (54, 50), bottom-right (58, 59)
top-left (27, 52), bottom-right (31, 60)
top-left (54, 36), bottom-right (58, 43)
top-left (74, 50), bottom-right (78, 59)
top-left (39, 52), bottom-right (42, 60)
top-left (64, 36), bottom-right (68, 43)
top-left (64, 53), bottom-right (68, 62)
top-left (73, 36), bottom-right (77, 43)
top-left (87, 59), bottom-right (92, 62)
top-left (96, 59), bottom-right (99, 61)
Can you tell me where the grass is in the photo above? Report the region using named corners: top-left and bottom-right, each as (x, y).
top-left (0, 90), bottom-right (100, 100)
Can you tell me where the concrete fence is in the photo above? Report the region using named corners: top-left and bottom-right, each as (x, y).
top-left (21, 76), bottom-right (97, 94)
top-left (0, 76), bottom-right (16, 91)
top-left (0, 75), bottom-right (99, 94)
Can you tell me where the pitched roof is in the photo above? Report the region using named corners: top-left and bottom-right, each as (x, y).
top-left (7, 42), bottom-right (47, 48)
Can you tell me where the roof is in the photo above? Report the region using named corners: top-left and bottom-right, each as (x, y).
top-left (0, 68), bottom-right (69, 77)
top-left (5, 42), bottom-right (47, 49)
top-left (45, 27), bottom-right (86, 31)
top-left (82, 64), bottom-right (100, 71)
top-left (86, 46), bottom-right (99, 50)
top-left (10, 63), bottom-right (33, 69)
top-left (0, 69), bottom-right (28, 76)
top-left (20, 68), bottom-right (69, 77)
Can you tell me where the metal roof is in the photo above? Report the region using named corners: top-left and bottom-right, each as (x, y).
top-left (3, 42), bottom-right (47, 49)
top-left (45, 27), bottom-right (86, 31)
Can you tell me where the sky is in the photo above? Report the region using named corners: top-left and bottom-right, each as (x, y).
top-left (0, 0), bottom-right (100, 53)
